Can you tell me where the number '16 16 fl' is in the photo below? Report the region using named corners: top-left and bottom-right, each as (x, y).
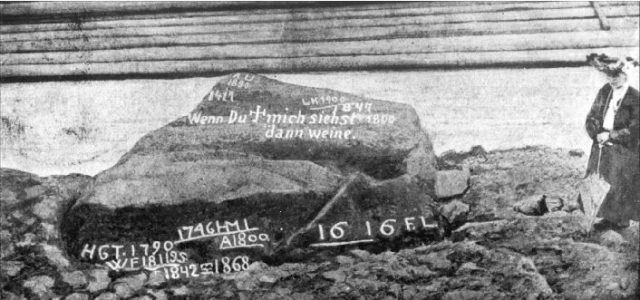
top-left (317, 216), bottom-right (438, 241)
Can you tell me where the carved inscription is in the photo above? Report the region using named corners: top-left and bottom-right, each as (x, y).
top-left (175, 218), bottom-right (270, 250)
top-left (313, 215), bottom-right (437, 247)
top-left (79, 218), bottom-right (259, 278)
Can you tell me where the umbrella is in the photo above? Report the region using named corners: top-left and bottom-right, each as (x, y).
top-left (578, 144), bottom-right (610, 231)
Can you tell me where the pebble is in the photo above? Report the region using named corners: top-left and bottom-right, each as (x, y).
top-left (599, 230), bottom-right (628, 249)
top-left (512, 195), bottom-right (545, 216)
top-left (33, 196), bottom-right (61, 220)
top-left (16, 233), bottom-right (37, 247)
top-left (113, 283), bottom-right (134, 299)
top-left (23, 275), bottom-right (55, 298)
top-left (1, 242), bottom-right (15, 258)
top-left (0, 230), bottom-right (15, 257)
top-left (61, 270), bottom-right (87, 288)
top-left (258, 274), bottom-right (278, 284)
top-left (23, 185), bottom-right (47, 200)
top-left (1, 189), bottom-right (18, 205)
top-left (419, 251), bottom-right (452, 271)
top-left (116, 272), bottom-right (147, 291)
top-left (245, 261), bottom-right (268, 272)
top-left (0, 213), bottom-right (11, 226)
top-left (1, 260), bottom-right (24, 277)
top-left (237, 292), bottom-right (250, 300)
top-left (349, 249), bottom-right (370, 260)
top-left (221, 290), bottom-right (235, 298)
top-left (87, 269), bottom-right (111, 292)
top-left (41, 243), bottom-right (70, 269)
top-left (402, 286), bottom-right (418, 300)
top-left (147, 289), bottom-right (168, 300)
top-left (40, 223), bottom-right (58, 240)
top-left (291, 293), bottom-right (315, 300)
top-left (1, 291), bottom-right (22, 300)
top-left (405, 265), bottom-right (436, 279)
top-left (456, 262), bottom-right (483, 275)
top-left (438, 200), bottom-right (469, 224)
top-left (64, 293), bottom-right (89, 300)
top-left (130, 296), bottom-right (153, 300)
top-left (11, 211), bottom-right (24, 221)
top-left (352, 266), bottom-right (370, 278)
top-left (275, 287), bottom-right (291, 296)
top-left (171, 285), bottom-right (190, 296)
top-left (544, 196), bottom-right (564, 213)
top-left (145, 270), bottom-right (167, 287)
top-left (234, 276), bottom-right (259, 291)
top-left (442, 290), bottom-right (485, 300)
top-left (328, 281), bottom-right (352, 296)
top-left (93, 292), bottom-right (118, 300)
top-left (619, 277), bottom-right (629, 290)
top-left (335, 255), bottom-right (355, 265)
top-left (322, 270), bottom-right (346, 282)
top-left (435, 169), bottom-right (470, 198)
top-left (388, 283), bottom-right (402, 298)
top-left (496, 162), bottom-right (515, 170)
top-left (605, 282), bottom-right (620, 290)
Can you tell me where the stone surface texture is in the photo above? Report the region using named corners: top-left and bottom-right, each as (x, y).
top-left (435, 168), bottom-right (470, 199)
top-left (63, 73), bottom-right (439, 262)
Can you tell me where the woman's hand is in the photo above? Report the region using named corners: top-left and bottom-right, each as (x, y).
top-left (597, 132), bottom-right (610, 144)
top-left (610, 128), bottom-right (630, 141)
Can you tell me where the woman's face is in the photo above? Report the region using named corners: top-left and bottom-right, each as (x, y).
top-left (607, 73), bottom-right (628, 89)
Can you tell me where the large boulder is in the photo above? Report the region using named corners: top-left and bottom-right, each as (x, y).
top-left (63, 73), bottom-right (438, 270)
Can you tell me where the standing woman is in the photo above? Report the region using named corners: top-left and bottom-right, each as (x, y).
top-left (585, 53), bottom-right (639, 229)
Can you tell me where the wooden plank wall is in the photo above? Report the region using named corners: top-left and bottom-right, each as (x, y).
top-left (1, 1), bottom-right (638, 81)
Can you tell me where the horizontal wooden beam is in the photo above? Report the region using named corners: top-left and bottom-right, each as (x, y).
top-left (3, 30), bottom-right (637, 65)
top-left (1, 1), bottom-right (471, 17)
top-left (2, 47), bottom-right (637, 80)
top-left (0, 2), bottom-right (346, 21)
top-left (1, 1), bottom-right (602, 32)
top-left (2, 3), bottom-right (637, 34)
top-left (5, 2), bottom-right (634, 29)
top-left (2, 17), bottom-right (637, 53)
top-left (3, 2), bottom-right (586, 21)
top-left (0, 2), bottom-right (477, 26)
top-left (57, 1), bottom-right (596, 24)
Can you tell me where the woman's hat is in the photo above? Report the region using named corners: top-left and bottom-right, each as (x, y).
top-left (587, 53), bottom-right (639, 76)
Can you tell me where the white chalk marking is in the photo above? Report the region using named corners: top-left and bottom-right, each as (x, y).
top-left (175, 228), bottom-right (260, 244)
top-left (220, 244), bottom-right (265, 250)
top-left (308, 104), bottom-right (339, 111)
top-left (144, 263), bottom-right (181, 271)
top-left (309, 239), bottom-right (375, 247)
top-left (308, 102), bottom-right (359, 111)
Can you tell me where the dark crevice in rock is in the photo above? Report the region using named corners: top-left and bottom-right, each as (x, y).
top-left (62, 185), bottom-right (441, 266)
top-left (61, 192), bottom-right (332, 263)
top-left (58, 193), bottom-right (85, 257)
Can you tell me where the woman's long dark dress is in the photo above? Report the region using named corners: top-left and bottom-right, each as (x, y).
top-left (585, 83), bottom-right (640, 224)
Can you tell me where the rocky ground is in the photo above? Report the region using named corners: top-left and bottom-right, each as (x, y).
top-left (1, 146), bottom-right (638, 299)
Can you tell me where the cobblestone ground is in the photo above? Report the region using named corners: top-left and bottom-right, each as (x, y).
top-left (1, 146), bottom-right (638, 299)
